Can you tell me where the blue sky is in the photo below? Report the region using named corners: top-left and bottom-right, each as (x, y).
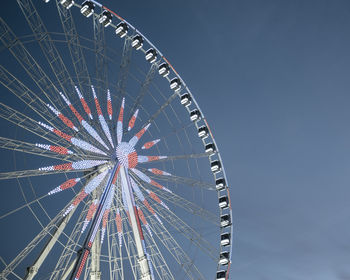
top-left (1, 0), bottom-right (350, 279)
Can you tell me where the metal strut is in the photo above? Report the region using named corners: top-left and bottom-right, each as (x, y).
top-left (69, 163), bottom-right (119, 280)
top-left (119, 166), bottom-right (153, 280)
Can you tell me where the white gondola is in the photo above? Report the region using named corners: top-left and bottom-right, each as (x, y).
top-left (220, 214), bottom-right (231, 228)
top-left (219, 251), bottom-right (230, 265)
top-left (211, 160), bottom-right (221, 173)
top-left (180, 93), bottom-right (191, 107)
top-left (220, 233), bottom-right (231, 246)
top-left (131, 35), bottom-right (143, 50)
top-left (43, 0), bottom-right (50, 3)
top-left (60, 0), bottom-right (74, 9)
top-left (145, 48), bottom-right (157, 63)
top-left (158, 62), bottom-right (170, 77)
top-left (80, 1), bottom-right (94, 17)
top-left (99, 10), bottom-right (112, 27)
top-left (170, 78), bottom-right (181, 91)
top-left (198, 126), bottom-right (209, 139)
top-left (215, 178), bottom-right (226, 191)
top-left (205, 143), bottom-right (216, 154)
top-left (115, 22), bottom-right (128, 38)
top-left (216, 270), bottom-right (226, 280)
top-left (218, 195), bottom-right (229, 209)
top-left (190, 109), bottom-right (201, 122)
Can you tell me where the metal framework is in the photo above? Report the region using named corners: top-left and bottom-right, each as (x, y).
top-left (0, 0), bottom-right (233, 280)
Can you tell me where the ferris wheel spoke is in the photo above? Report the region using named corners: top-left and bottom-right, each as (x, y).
top-left (0, 65), bottom-right (73, 134)
top-left (93, 10), bottom-right (108, 96)
top-left (0, 193), bottom-right (48, 220)
top-left (139, 152), bottom-right (209, 164)
top-left (0, 17), bottom-right (67, 115)
top-left (141, 168), bottom-right (216, 191)
top-left (0, 170), bottom-right (96, 221)
top-left (116, 37), bottom-right (133, 96)
top-left (0, 136), bottom-right (79, 162)
top-left (126, 63), bottom-right (158, 129)
top-left (144, 209), bottom-right (205, 280)
top-left (0, 168), bottom-right (94, 180)
top-left (150, 199), bottom-right (219, 260)
top-left (143, 91), bottom-right (179, 128)
top-left (56, 1), bottom-right (93, 93)
top-left (0, 103), bottom-right (87, 156)
top-left (17, 0), bottom-right (77, 100)
top-left (120, 222), bottom-right (139, 279)
top-left (134, 177), bottom-right (218, 226)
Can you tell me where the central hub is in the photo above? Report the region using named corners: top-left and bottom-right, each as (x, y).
top-left (116, 142), bottom-right (138, 168)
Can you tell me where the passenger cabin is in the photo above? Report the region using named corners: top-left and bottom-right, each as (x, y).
top-left (198, 126), bottom-right (209, 139)
top-left (211, 160), bottom-right (221, 173)
top-left (220, 214), bottom-right (231, 228)
top-left (218, 195), bottom-right (229, 209)
top-left (205, 143), bottom-right (216, 154)
top-left (158, 63), bottom-right (170, 77)
top-left (80, 1), bottom-right (94, 17)
top-left (220, 233), bottom-right (231, 246)
top-left (219, 251), bottom-right (230, 265)
top-left (145, 48), bottom-right (157, 63)
top-left (216, 178), bottom-right (226, 191)
top-left (170, 78), bottom-right (181, 91)
top-left (132, 35), bottom-right (143, 50)
top-left (190, 109), bottom-right (201, 122)
top-left (216, 270), bottom-right (226, 280)
top-left (180, 93), bottom-right (191, 107)
top-left (115, 22), bottom-right (128, 38)
top-left (99, 10), bottom-right (112, 27)
top-left (60, 0), bottom-right (74, 9)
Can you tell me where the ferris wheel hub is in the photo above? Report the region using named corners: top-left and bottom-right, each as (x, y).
top-left (115, 142), bottom-right (138, 168)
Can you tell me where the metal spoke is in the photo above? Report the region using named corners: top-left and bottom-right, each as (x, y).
top-left (0, 103), bottom-right (72, 149)
top-left (93, 9), bottom-right (108, 96)
top-left (139, 153), bottom-right (210, 163)
top-left (56, 1), bottom-right (92, 92)
top-left (143, 92), bottom-right (178, 127)
top-left (16, 0), bottom-right (75, 97)
top-left (141, 167), bottom-right (216, 191)
top-left (151, 198), bottom-right (218, 260)
top-left (126, 63), bottom-right (157, 129)
top-left (0, 168), bottom-right (94, 180)
top-left (0, 136), bottom-right (77, 162)
top-left (116, 37), bottom-right (133, 96)
top-left (0, 17), bottom-right (66, 116)
top-left (144, 207), bottom-right (205, 280)
top-left (132, 174), bottom-right (219, 225)
top-left (0, 65), bottom-right (70, 134)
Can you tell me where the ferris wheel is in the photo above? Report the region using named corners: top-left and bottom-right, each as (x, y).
top-left (0, 0), bottom-right (233, 279)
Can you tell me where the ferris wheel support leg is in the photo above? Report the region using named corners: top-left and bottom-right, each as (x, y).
top-left (61, 258), bottom-right (77, 280)
top-left (119, 166), bottom-right (153, 280)
top-left (90, 231), bottom-right (101, 280)
top-left (23, 208), bottom-right (76, 280)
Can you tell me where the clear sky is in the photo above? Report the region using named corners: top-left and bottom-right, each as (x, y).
top-left (2, 0), bottom-right (350, 279)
